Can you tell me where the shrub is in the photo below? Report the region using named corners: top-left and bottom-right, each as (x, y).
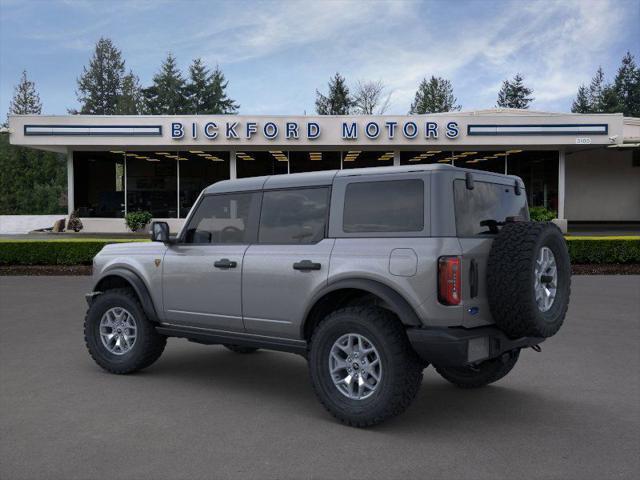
top-left (529, 206), bottom-right (557, 222)
top-left (565, 237), bottom-right (640, 264)
top-left (67, 210), bottom-right (83, 232)
top-left (125, 211), bottom-right (153, 232)
top-left (0, 239), bottom-right (148, 265)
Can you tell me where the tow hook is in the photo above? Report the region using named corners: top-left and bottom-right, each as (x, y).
top-left (530, 344), bottom-right (542, 353)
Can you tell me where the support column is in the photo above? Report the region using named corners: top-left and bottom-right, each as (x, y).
top-left (176, 158), bottom-right (180, 218)
top-left (393, 150), bottom-right (400, 166)
top-left (556, 149), bottom-right (567, 233)
top-left (66, 149), bottom-right (74, 216)
top-left (230, 150), bottom-right (237, 179)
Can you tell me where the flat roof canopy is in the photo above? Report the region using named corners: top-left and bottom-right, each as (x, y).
top-left (7, 109), bottom-right (631, 153)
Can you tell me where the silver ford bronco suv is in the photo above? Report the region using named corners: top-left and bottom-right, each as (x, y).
top-left (85, 164), bottom-right (570, 427)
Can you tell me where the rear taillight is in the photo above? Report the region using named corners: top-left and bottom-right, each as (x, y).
top-left (438, 256), bottom-right (461, 306)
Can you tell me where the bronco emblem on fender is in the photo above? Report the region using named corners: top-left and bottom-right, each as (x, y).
top-left (154, 259), bottom-right (161, 267)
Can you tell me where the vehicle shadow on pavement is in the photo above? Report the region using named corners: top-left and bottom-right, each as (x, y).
top-left (124, 342), bottom-right (610, 434)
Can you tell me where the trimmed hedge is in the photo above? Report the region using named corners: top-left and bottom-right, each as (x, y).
top-left (565, 237), bottom-right (640, 264)
top-left (0, 239), bottom-right (149, 266)
top-left (0, 237), bottom-right (638, 266)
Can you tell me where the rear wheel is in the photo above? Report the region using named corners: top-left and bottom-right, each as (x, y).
top-left (435, 350), bottom-right (520, 389)
top-left (84, 288), bottom-right (166, 374)
top-left (223, 344), bottom-right (259, 354)
top-left (308, 306), bottom-right (423, 427)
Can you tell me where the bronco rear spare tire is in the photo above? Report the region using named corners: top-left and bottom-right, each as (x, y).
top-left (487, 222), bottom-right (571, 339)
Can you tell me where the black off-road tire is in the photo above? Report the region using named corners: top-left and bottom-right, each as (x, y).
top-left (435, 350), bottom-right (520, 389)
top-left (308, 306), bottom-right (423, 427)
top-left (487, 222), bottom-right (571, 339)
top-left (223, 344), bottom-right (259, 354)
top-left (84, 288), bottom-right (167, 374)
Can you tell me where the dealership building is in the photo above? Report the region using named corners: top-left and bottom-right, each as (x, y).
top-left (7, 109), bottom-right (640, 233)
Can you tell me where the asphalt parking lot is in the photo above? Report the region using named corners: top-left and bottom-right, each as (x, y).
top-left (1, 275), bottom-right (638, 480)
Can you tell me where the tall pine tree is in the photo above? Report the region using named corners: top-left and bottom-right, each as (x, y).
top-left (185, 59), bottom-right (239, 114)
top-left (315, 73), bottom-right (353, 115)
top-left (571, 85), bottom-right (591, 113)
top-left (1, 72), bottom-right (66, 214)
top-left (496, 74), bottom-right (534, 109)
top-left (116, 71), bottom-right (144, 115)
top-left (75, 38), bottom-right (126, 114)
top-left (409, 76), bottom-right (460, 114)
top-left (143, 53), bottom-right (188, 114)
top-left (613, 51), bottom-right (640, 117)
top-left (8, 70), bottom-right (42, 117)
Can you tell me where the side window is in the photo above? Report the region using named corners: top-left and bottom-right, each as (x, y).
top-left (454, 180), bottom-right (529, 236)
top-left (184, 193), bottom-right (258, 244)
top-left (259, 188), bottom-right (329, 244)
top-left (343, 179), bottom-right (424, 233)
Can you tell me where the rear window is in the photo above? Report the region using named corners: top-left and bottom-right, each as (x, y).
top-left (343, 179), bottom-right (424, 233)
top-left (454, 180), bottom-right (528, 236)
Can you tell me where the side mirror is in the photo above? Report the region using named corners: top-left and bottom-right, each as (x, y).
top-left (150, 221), bottom-right (170, 243)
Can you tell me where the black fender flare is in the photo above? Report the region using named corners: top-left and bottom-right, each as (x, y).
top-left (93, 268), bottom-right (159, 322)
top-left (303, 278), bottom-right (422, 336)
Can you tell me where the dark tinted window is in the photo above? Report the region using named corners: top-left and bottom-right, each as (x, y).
top-left (343, 180), bottom-right (424, 233)
top-left (259, 188), bottom-right (329, 244)
top-left (184, 193), bottom-right (258, 244)
top-left (454, 180), bottom-right (528, 236)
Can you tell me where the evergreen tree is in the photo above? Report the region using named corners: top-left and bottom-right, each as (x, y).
top-left (75, 37), bottom-right (126, 114)
top-left (143, 53), bottom-right (188, 114)
top-left (496, 74), bottom-right (534, 109)
top-left (571, 85), bottom-right (591, 113)
top-left (315, 73), bottom-right (353, 115)
top-left (185, 59), bottom-right (239, 114)
top-left (8, 70), bottom-right (42, 116)
top-left (587, 66), bottom-right (607, 112)
top-left (207, 65), bottom-right (239, 114)
top-left (116, 71), bottom-right (144, 115)
top-left (409, 76), bottom-right (460, 114)
top-left (613, 51), bottom-right (640, 117)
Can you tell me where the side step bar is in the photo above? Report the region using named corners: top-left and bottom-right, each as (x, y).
top-left (155, 324), bottom-right (308, 356)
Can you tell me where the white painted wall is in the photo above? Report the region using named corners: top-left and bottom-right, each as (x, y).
top-left (0, 215), bottom-right (65, 234)
top-left (565, 149), bottom-right (640, 221)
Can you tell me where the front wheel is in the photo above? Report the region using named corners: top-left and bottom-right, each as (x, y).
top-left (308, 307), bottom-right (423, 427)
top-left (435, 350), bottom-right (520, 389)
top-left (84, 288), bottom-right (166, 374)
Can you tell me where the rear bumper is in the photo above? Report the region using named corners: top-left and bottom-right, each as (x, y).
top-left (406, 326), bottom-right (544, 367)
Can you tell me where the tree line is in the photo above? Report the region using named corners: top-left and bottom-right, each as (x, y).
top-left (1, 37), bottom-right (638, 216)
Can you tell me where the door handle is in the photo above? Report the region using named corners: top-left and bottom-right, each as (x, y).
top-left (214, 258), bottom-right (237, 269)
top-left (469, 259), bottom-right (478, 298)
top-left (293, 260), bottom-right (321, 271)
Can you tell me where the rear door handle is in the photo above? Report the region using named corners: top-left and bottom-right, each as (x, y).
top-left (293, 260), bottom-right (321, 271)
top-left (469, 259), bottom-right (478, 298)
top-left (214, 258), bottom-right (237, 269)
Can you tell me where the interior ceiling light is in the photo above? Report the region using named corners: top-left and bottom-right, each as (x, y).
top-left (464, 152), bottom-right (478, 155)
top-left (125, 153), bottom-right (137, 157)
top-left (135, 156), bottom-right (148, 159)
top-left (146, 158), bottom-right (160, 162)
top-left (427, 150), bottom-right (442, 154)
top-left (110, 150), bottom-right (125, 154)
top-left (155, 152), bottom-right (170, 155)
top-left (438, 158), bottom-right (451, 163)
top-left (189, 150), bottom-right (204, 154)
top-left (495, 153), bottom-right (507, 156)
top-left (506, 149), bottom-right (523, 154)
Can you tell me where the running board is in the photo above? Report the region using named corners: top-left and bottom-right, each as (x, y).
top-left (155, 324), bottom-right (308, 356)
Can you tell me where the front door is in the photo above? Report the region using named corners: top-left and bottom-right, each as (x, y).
top-left (242, 187), bottom-right (333, 339)
top-left (162, 191), bottom-right (260, 332)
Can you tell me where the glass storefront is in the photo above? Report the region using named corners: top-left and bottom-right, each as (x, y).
top-left (74, 148), bottom-right (559, 217)
top-left (400, 149), bottom-right (558, 209)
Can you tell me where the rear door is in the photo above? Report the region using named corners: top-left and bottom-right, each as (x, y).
top-left (242, 187), bottom-right (333, 339)
top-left (454, 176), bottom-right (528, 327)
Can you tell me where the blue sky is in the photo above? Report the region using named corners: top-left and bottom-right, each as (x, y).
top-left (1, 0), bottom-right (638, 117)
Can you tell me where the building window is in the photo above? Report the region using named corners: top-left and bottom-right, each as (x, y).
top-left (236, 151), bottom-right (289, 178)
top-left (73, 151), bottom-right (125, 218)
top-left (343, 179), bottom-right (424, 233)
top-left (342, 150), bottom-right (394, 169)
top-left (125, 152), bottom-right (177, 218)
top-left (177, 151), bottom-right (230, 217)
top-left (258, 188), bottom-right (329, 244)
top-left (507, 151), bottom-right (558, 210)
top-left (289, 151), bottom-right (341, 173)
